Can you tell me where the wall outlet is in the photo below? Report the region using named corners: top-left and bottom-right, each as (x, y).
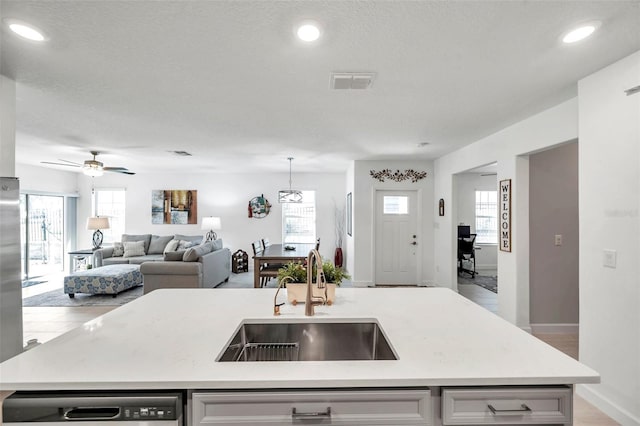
top-left (603, 249), bottom-right (617, 268)
top-left (554, 234), bottom-right (562, 246)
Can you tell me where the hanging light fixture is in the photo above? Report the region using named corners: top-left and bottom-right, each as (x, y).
top-left (278, 157), bottom-right (303, 203)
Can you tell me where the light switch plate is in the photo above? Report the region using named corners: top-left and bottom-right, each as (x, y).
top-left (555, 234), bottom-right (562, 246)
top-left (603, 249), bottom-right (617, 268)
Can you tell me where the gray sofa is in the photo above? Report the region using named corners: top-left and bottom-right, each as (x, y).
top-left (140, 240), bottom-right (231, 293)
top-left (93, 234), bottom-right (204, 267)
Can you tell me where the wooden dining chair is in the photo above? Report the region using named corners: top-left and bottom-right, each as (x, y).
top-left (252, 240), bottom-right (279, 288)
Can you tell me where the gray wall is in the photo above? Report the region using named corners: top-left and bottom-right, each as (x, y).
top-left (529, 141), bottom-right (579, 326)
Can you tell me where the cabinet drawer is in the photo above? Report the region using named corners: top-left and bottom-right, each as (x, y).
top-left (442, 387), bottom-right (572, 425)
top-left (192, 388), bottom-right (431, 425)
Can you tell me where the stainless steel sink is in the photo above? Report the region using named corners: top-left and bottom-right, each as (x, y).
top-left (216, 320), bottom-right (398, 362)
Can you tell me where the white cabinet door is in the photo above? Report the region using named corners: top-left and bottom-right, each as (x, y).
top-left (192, 389), bottom-right (431, 425)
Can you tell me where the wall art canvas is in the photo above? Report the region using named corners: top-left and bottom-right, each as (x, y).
top-left (151, 190), bottom-right (198, 224)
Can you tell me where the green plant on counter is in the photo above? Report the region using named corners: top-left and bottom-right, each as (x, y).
top-left (277, 261), bottom-right (350, 285)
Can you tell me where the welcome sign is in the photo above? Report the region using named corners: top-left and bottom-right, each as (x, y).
top-left (499, 179), bottom-right (511, 252)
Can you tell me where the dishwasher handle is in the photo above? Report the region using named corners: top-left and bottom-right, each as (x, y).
top-left (64, 407), bottom-right (121, 420)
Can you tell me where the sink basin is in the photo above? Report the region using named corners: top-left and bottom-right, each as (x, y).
top-left (216, 320), bottom-right (398, 362)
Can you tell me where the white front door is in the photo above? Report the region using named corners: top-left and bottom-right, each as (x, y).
top-left (375, 190), bottom-right (419, 285)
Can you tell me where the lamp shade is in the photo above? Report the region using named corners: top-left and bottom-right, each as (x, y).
top-left (86, 216), bottom-right (110, 230)
top-left (201, 216), bottom-right (222, 231)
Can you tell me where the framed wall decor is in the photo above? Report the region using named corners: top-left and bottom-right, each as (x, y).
top-left (499, 179), bottom-right (511, 252)
top-left (151, 189), bottom-right (197, 224)
top-left (439, 198), bottom-right (445, 216)
top-left (346, 192), bottom-right (352, 237)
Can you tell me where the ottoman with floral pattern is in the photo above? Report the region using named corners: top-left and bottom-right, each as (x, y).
top-left (64, 264), bottom-right (143, 298)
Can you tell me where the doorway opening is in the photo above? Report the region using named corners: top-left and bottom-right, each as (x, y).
top-left (20, 194), bottom-right (65, 285)
top-left (454, 164), bottom-right (498, 313)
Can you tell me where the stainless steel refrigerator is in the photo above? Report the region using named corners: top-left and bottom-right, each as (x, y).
top-left (1, 176), bottom-right (23, 361)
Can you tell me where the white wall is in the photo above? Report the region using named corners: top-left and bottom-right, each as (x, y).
top-left (455, 173), bottom-right (498, 271)
top-left (74, 171), bottom-right (346, 267)
top-left (16, 164), bottom-right (79, 194)
top-left (577, 51), bottom-right (640, 426)
top-left (433, 98), bottom-right (578, 328)
top-left (352, 160), bottom-right (434, 286)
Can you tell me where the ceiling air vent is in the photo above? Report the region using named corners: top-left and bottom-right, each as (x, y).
top-left (169, 150), bottom-right (192, 156)
top-left (330, 72), bottom-right (376, 90)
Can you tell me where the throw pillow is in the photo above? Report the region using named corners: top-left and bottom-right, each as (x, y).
top-left (112, 242), bottom-right (125, 257)
top-left (183, 243), bottom-right (212, 262)
top-left (177, 240), bottom-right (194, 250)
top-left (148, 235), bottom-right (174, 254)
top-left (211, 239), bottom-right (223, 251)
top-left (174, 234), bottom-right (204, 245)
top-left (123, 240), bottom-right (145, 258)
top-left (163, 239), bottom-right (180, 254)
top-left (122, 234), bottom-right (152, 254)
top-left (164, 250), bottom-right (186, 261)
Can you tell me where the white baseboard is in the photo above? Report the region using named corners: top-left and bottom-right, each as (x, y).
top-left (420, 280), bottom-right (435, 287)
top-left (529, 323), bottom-right (579, 334)
top-left (577, 384), bottom-right (640, 426)
top-left (352, 280), bottom-right (373, 288)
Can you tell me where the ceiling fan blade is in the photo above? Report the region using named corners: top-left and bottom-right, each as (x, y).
top-left (104, 167), bottom-right (136, 175)
top-left (57, 158), bottom-right (83, 166)
top-left (41, 161), bottom-right (80, 167)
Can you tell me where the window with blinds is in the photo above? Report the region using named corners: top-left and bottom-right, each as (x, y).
top-left (282, 191), bottom-right (316, 244)
top-left (475, 190), bottom-right (497, 244)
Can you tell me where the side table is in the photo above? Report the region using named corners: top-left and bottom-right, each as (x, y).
top-left (68, 249), bottom-right (96, 272)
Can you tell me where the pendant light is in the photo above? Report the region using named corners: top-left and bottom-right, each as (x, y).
top-left (278, 157), bottom-right (303, 203)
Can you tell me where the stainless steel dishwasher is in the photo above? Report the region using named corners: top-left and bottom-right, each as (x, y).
top-left (3, 391), bottom-right (183, 425)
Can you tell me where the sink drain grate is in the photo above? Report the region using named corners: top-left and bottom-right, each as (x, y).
top-left (236, 342), bottom-right (300, 361)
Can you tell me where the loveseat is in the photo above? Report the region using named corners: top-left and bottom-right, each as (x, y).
top-left (140, 239), bottom-right (231, 293)
top-left (93, 234), bottom-right (204, 267)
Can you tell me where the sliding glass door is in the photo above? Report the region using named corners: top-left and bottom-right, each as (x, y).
top-left (20, 194), bottom-right (65, 280)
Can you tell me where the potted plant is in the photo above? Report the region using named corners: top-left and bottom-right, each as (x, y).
top-left (277, 260), bottom-right (350, 306)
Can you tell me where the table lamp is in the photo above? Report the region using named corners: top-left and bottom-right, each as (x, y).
top-left (87, 216), bottom-right (110, 249)
top-left (202, 216), bottom-right (221, 241)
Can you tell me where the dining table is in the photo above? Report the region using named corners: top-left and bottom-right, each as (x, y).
top-left (252, 243), bottom-right (316, 288)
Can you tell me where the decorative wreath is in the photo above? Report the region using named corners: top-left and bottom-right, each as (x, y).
top-left (248, 194), bottom-right (271, 218)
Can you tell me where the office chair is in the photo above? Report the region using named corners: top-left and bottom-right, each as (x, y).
top-left (457, 233), bottom-right (477, 278)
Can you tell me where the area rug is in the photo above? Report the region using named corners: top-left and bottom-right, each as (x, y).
top-left (22, 280), bottom-right (47, 288)
top-left (23, 285), bottom-right (143, 307)
top-left (458, 274), bottom-right (498, 293)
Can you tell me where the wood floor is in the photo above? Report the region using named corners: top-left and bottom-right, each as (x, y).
top-left (13, 280), bottom-right (619, 426)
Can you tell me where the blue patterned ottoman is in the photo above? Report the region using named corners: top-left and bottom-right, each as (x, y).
top-left (64, 264), bottom-right (143, 298)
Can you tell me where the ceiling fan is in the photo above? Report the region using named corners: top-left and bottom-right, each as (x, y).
top-left (41, 151), bottom-right (135, 176)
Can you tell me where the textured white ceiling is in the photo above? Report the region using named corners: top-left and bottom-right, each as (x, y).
top-left (2, 1), bottom-right (639, 174)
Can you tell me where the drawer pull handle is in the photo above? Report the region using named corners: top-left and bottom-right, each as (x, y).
top-left (291, 407), bottom-right (331, 420)
top-left (488, 404), bottom-right (531, 416)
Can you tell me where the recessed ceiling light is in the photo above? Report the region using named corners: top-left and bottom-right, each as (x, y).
top-left (296, 22), bottom-right (321, 42)
top-left (562, 21), bottom-right (600, 44)
top-left (417, 142), bottom-right (430, 148)
top-left (5, 19), bottom-right (47, 42)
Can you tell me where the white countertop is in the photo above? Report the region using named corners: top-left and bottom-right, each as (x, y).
top-left (0, 288), bottom-right (599, 391)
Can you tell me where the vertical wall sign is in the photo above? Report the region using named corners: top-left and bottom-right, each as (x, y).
top-left (438, 198), bottom-right (445, 216)
top-left (499, 179), bottom-right (511, 252)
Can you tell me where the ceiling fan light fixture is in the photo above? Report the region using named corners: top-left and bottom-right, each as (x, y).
top-left (83, 159), bottom-right (104, 177)
top-left (278, 157), bottom-right (303, 203)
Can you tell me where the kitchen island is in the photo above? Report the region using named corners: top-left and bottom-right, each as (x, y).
top-left (0, 288), bottom-right (599, 425)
